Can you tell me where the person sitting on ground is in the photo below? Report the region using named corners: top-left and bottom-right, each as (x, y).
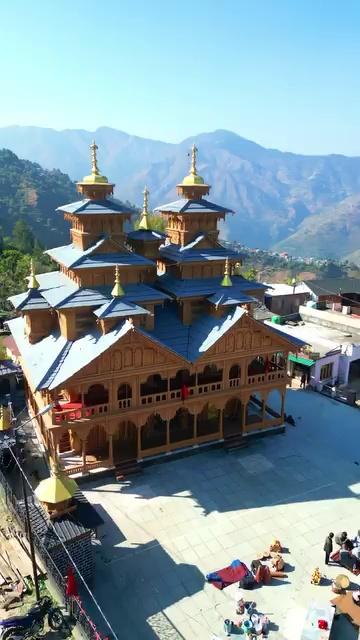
top-left (343, 538), bottom-right (354, 551)
top-left (335, 531), bottom-right (347, 546)
top-left (352, 591), bottom-right (360, 606)
top-left (271, 554), bottom-right (285, 572)
top-left (339, 548), bottom-right (360, 574)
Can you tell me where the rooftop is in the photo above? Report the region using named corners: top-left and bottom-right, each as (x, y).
top-left (264, 282), bottom-right (309, 297)
top-left (154, 198), bottom-right (233, 215)
top-left (157, 274), bottom-right (267, 299)
top-left (159, 238), bottom-right (240, 264)
top-left (302, 277), bottom-right (360, 297)
top-left (46, 239), bottom-right (154, 269)
top-left (56, 197), bottom-right (133, 216)
top-left (264, 319), bottom-right (360, 357)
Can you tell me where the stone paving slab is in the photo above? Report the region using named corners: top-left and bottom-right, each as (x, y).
top-left (83, 390), bottom-right (360, 639)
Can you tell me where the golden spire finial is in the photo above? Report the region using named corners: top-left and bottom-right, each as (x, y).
top-left (190, 143), bottom-right (198, 176)
top-left (139, 186), bottom-right (150, 230)
top-left (221, 257), bottom-right (232, 287)
top-left (28, 259), bottom-right (40, 290)
top-left (90, 140), bottom-right (99, 175)
top-left (111, 265), bottom-right (125, 298)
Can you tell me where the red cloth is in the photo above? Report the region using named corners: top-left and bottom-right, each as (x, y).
top-left (209, 563), bottom-right (248, 590)
top-left (66, 565), bottom-right (78, 597)
top-left (181, 384), bottom-right (189, 401)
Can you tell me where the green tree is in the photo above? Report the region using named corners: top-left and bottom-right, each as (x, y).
top-left (242, 266), bottom-right (257, 281)
top-left (134, 214), bottom-right (166, 232)
top-left (11, 220), bottom-right (35, 253)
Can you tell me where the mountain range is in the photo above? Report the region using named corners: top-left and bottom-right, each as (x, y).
top-left (0, 125), bottom-right (360, 262)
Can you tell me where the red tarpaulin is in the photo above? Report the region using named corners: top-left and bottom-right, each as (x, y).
top-left (66, 565), bottom-right (78, 597)
top-left (181, 384), bottom-right (189, 401)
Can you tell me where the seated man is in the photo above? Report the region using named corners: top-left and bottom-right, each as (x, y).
top-left (339, 549), bottom-right (360, 574)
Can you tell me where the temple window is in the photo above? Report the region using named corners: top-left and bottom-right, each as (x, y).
top-left (117, 383), bottom-right (132, 400)
top-left (198, 364), bottom-right (223, 386)
top-left (84, 384), bottom-right (109, 406)
top-left (140, 374), bottom-right (167, 397)
top-left (170, 369), bottom-right (195, 391)
top-left (248, 356), bottom-right (265, 376)
top-left (229, 364), bottom-right (241, 380)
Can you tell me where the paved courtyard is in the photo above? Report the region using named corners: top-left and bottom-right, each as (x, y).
top-left (83, 389), bottom-right (360, 639)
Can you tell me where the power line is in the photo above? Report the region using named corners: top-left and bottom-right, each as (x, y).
top-left (7, 446), bottom-right (119, 640)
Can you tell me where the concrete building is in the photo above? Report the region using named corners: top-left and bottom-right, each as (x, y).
top-left (264, 283), bottom-right (309, 317)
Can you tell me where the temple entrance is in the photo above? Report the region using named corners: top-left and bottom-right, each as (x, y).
top-left (113, 421), bottom-right (137, 463)
top-left (87, 424), bottom-right (109, 460)
top-left (197, 403), bottom-right (220, 437)
top-left (169, 408), bottom-right (194, 444)
top-left (223, 398), bottom-right (242, 437)
top-left (141, 414), bottom-right (167, 451)
top-left (246, 393), bottom-right (263, 425)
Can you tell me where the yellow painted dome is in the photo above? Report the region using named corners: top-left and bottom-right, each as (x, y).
top-left (35, 463), bottom-right (78, 505)
top-left (181, 172), bottom-right (205, 186)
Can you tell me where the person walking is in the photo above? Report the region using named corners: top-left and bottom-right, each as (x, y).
top-left (300, 372), bottom-right (306, 389)
top-left (324, 532), bottom-right (334, 565)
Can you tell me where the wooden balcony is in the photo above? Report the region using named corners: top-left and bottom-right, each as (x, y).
top-left (51, 370), bottom-right (286, 426)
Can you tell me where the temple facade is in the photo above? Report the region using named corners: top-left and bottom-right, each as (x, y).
top-left (7, 143), bottom-right (301, 477)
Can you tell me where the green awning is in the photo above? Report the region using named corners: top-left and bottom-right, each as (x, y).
top-left (289, 354), bottom-right (314, 367)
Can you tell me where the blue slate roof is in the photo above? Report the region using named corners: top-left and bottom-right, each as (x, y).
top-left (156, 274), bottom-right (267, 299)
top-left (154, 198), bottom-right (233, 215)
top-left (57, 198), bottom-right (133, 215)
top-left (94, 298), bottom-right (149, 319)
top-left (207, 292), bottom-right (256, 307)
top-left (127, 230), bottom-right (167, 241)
top-left (9, 288), bottom-right (50, 311)
top-left (34, 271), bottom-right (170, 308)
top-left (46, 238), bottom-right (154, 269)
top-left (159, 240), bottom-right (240, 264)
top-left (144, 304), bottom-right (245, 362)
top-left (74, 252), bottom-right (154, 269)
top-left (7, 316), bottom-right (134, 391)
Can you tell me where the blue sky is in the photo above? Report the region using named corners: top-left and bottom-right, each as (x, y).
top-left (1, 0), bottom-right (359, 154)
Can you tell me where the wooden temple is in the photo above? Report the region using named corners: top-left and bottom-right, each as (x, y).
top-left (7, 142), bottom-right (301, 477)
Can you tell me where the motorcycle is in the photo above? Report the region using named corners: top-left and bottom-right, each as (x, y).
top-left (0, 596), bottom-right (65, 640)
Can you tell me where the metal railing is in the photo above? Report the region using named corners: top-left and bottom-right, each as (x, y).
top-left (0, 468), bottom-right (109, 640)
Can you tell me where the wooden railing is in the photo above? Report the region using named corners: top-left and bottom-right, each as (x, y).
top-left (62, 460), bottom-right (106, 475)
top-left (52, 371), bottom-right (286, 424)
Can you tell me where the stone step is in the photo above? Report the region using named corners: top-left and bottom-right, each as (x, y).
top-left (115, 459), bottom-right (141, 480)
top-left (224, 433), bottom-right (248, 452)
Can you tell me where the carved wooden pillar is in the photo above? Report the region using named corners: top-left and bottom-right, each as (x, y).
top-left (166, 419), bottom-right (170, 447)
top-left (108, 433), bottom-right (114, 466)
top-left (219, 409), bottom-right (224, 439)
top-left (81, 438), bottom-right (87, 474)
top-left (280, 390), bottom-right (285, 419)
top-left (242, 401), bottom-right (247, 432)
top-left (133, 376), bottom-right (140, 408)
top-left (137, 426), bottom-right (141, 459)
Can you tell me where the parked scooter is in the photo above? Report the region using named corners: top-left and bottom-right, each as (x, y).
top-left (0, 596), bottom-right (64, 640)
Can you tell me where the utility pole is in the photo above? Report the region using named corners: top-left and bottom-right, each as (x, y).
top-left (19, 458), bottom-right (41, 600)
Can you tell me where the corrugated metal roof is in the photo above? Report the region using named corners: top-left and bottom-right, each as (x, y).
top-left (0, 360), bottom-right (21, 377)
top-left (17, 499), bottom-right (89, 548)
top-left (57, 197), bottom-right (133, 216)
top-left (302, 277), bottom-right (360, 297)
top-left (154, 198), bottom-right (233, 215)
top-left (94, 298), bottom-right (149, 319)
